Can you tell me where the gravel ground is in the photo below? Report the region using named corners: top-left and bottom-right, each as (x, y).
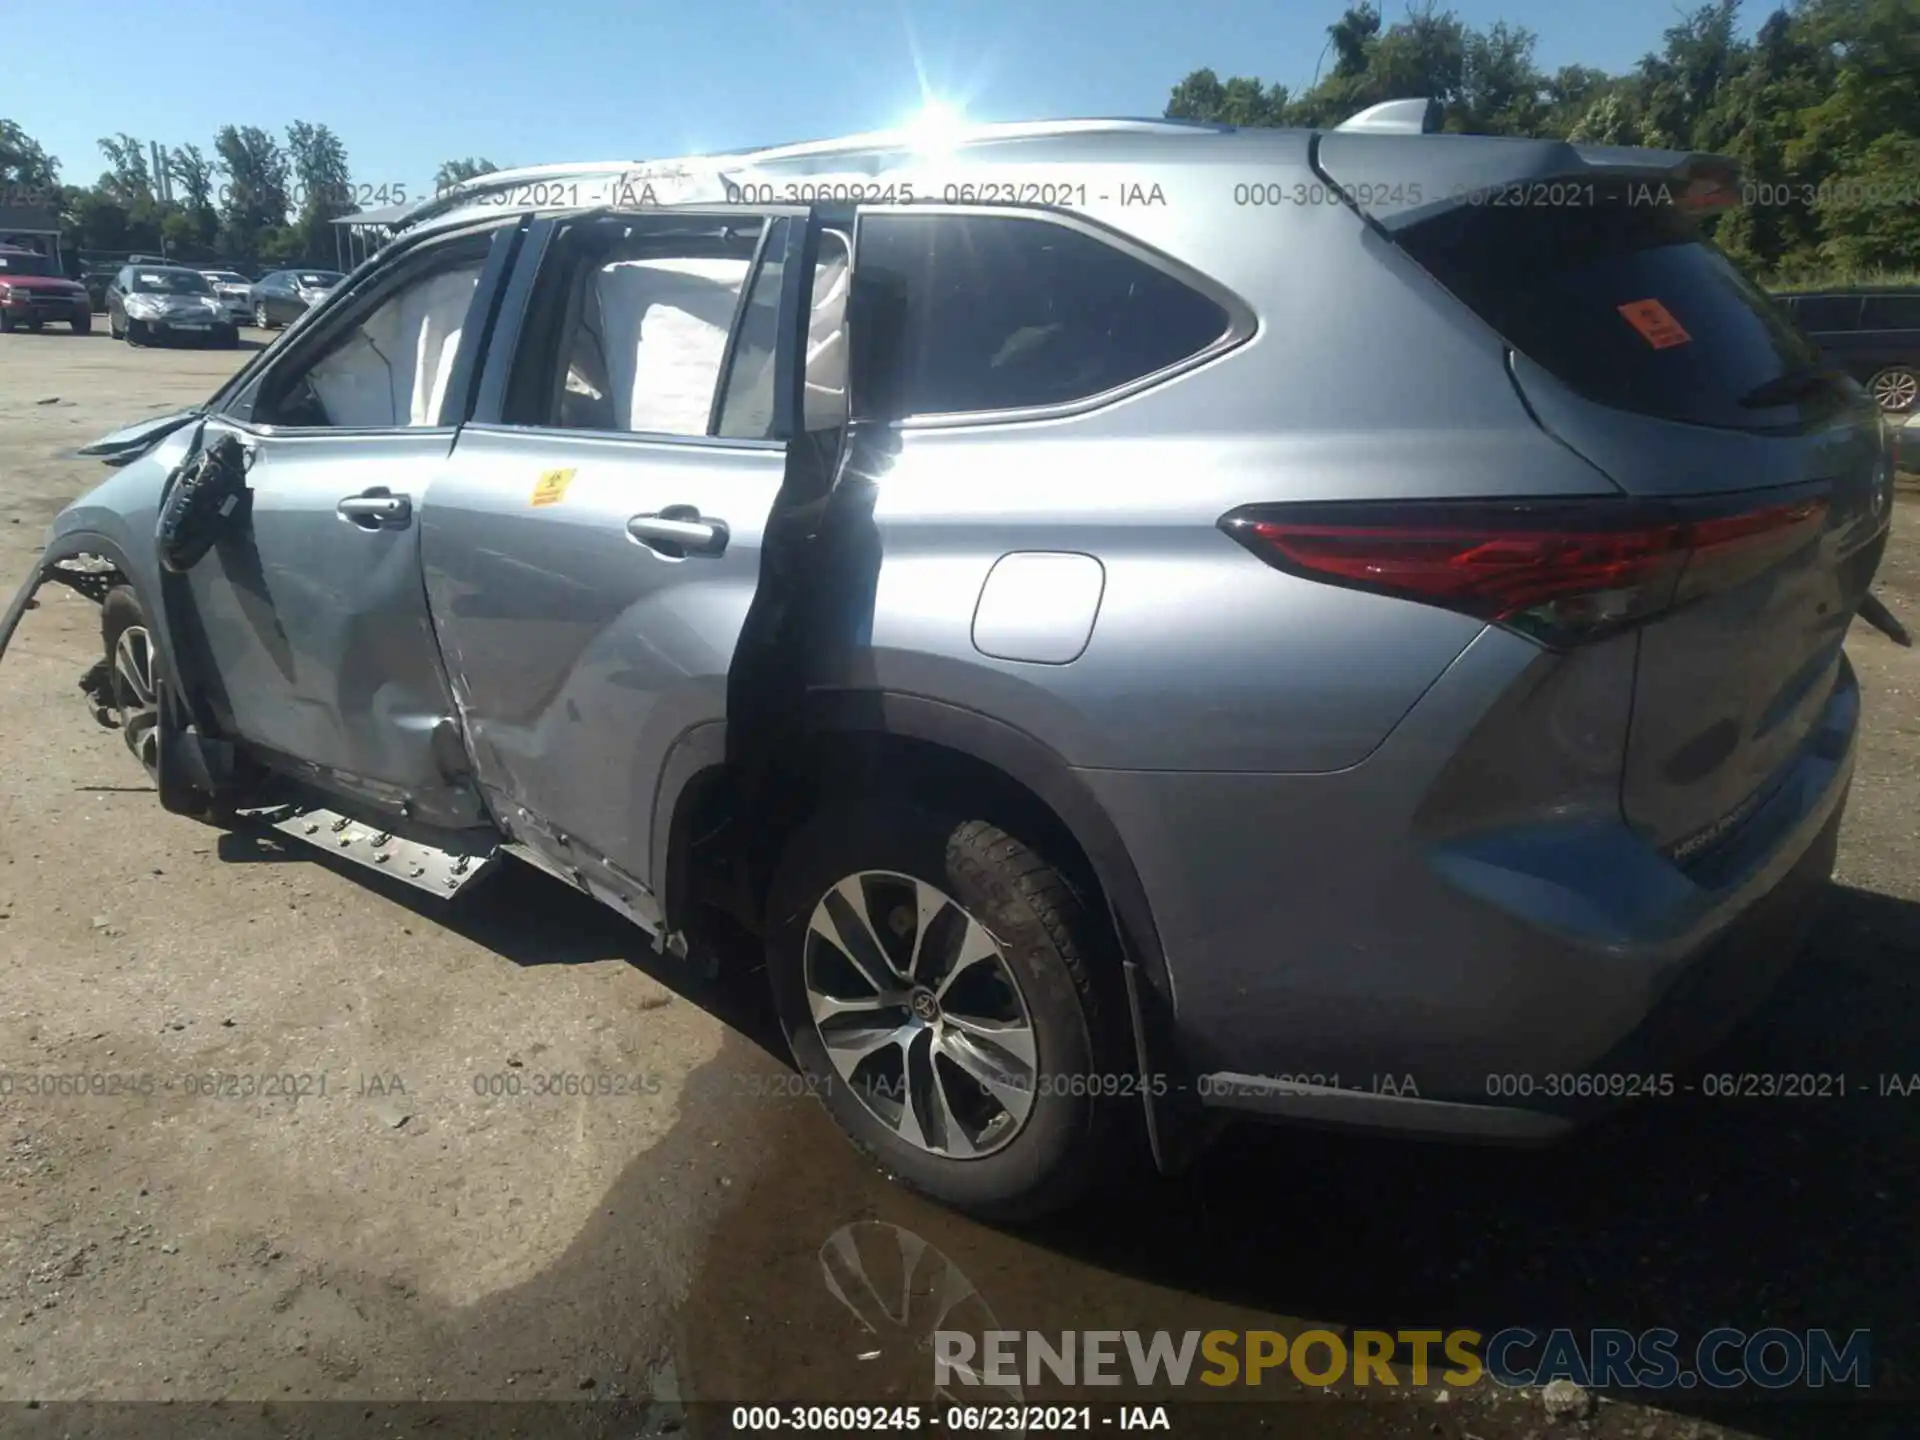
top-left (1, 328), bottom-right (1918, 1439)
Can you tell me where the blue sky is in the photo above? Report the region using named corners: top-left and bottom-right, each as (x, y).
top-left (20, 0), bottom-right (1756, 199)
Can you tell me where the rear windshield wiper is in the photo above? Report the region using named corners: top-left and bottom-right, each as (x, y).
top-left (1739, 363), bottom-right (1843, 409)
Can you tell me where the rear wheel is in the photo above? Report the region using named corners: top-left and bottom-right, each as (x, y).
top-left (765, 802), bottom-right (1129, 1221)
top-left (254, 302), bottom-right (272, 330)
top-left (71, 313), bottom-right (90, 335)
top-left (101, 586), bottom-right (161, 782)
top-left (1869, 366), bottom-right (1919, 414)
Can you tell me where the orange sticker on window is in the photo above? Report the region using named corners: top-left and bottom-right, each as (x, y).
top-left (1617, 298), bottom-right (1692, 349)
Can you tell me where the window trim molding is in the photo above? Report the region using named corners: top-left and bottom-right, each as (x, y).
top-left (450, 420), bottom-right (787, 456)
top-left (848, 202), bottom-right (1258, 430)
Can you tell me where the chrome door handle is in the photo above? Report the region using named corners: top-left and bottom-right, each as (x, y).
top-left (627, 508), bottom-right (728, 557)
top-left (337, 489), bottom-right (412, 528)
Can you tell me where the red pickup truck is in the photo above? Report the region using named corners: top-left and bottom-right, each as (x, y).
top-left (0, 246), bottom-right (90, 334)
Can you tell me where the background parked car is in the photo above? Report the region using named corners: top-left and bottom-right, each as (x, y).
top-left (82, 265), bottom-right (120, 313)
top-left (249, 269), bottom-right (345, 328)
top-left (105, 264), bottom-right (238, 348)
top-left (0, 246), bottom-right (91, 334)
top-left (1779, 286), bottom-right (1920, 413)
top-left (198, 269), bottom-right (255, 327)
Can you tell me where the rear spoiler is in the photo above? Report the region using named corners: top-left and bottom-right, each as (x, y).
top-left (1313, 116), bottom-right (1742, 229)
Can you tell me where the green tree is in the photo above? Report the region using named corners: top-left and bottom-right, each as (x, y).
top-left (1167, 0), bottom-right (1920, 283)
top-left (95, 133), bottom-right (154, 206)
top-left (213, 124), bottom-right (291, 263)
top-left (0, 119), bottom-right (59, 186)
top-left (434, 156), bottom-right (500, 193)
top-left (285, 121), bottom-right (353, 264)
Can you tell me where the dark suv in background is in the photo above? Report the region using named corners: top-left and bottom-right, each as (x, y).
top-left (1778, 287), bottom-right (1920, 413)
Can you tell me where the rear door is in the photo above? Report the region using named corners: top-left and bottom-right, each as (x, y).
top-left (1355, 159), bottom-right (1892, 859)
top-left (420, 205), bottom-right (847, 904)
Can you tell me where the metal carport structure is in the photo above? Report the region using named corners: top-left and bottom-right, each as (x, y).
top-left (329, 201), bottom-right (414, 272)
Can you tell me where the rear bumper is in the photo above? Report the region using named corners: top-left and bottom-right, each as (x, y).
top-left (1079, 631), bottom-right (1858, 1142)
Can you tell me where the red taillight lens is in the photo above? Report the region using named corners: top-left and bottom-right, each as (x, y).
top-left (1221, 492), bottom-right (1829, 646)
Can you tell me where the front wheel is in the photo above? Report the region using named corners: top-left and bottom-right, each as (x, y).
top-left (125, 318), bottom-right (146, 347)
top-left (101, 586), bottom-right (161, 782)
top-left (71, 313), bottom-right (91, 335)
top-left (253, 302), bottom-right (272, 330)
top-left (765, 803), bottom-right (1130, 1221)
top-left (1869, 366), bottom-right (1919, 414)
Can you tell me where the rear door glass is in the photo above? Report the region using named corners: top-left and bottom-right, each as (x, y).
top-left (1397, 183), bottom-right (1826, 430)
top-left (1862, 296), bottom-right (1920, 330)
top-left (1793, 295), bottom-right (1863, 332)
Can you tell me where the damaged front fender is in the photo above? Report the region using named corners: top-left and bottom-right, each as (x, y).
top-left (0, 543), bottom-right (131, 665)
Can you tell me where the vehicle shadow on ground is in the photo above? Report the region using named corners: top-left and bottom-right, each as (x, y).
top-left (210, 819), bottom-right (1920, 1436)
top-left (1009, 878), bottom-right (1920, 1436)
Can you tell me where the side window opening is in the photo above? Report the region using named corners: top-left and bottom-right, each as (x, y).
top-left (508, 217), bottom-right (765, 438)
top-left (255, 250), bottom-right (486, 429)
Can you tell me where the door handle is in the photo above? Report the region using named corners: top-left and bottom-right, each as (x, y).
top-left (337, 488), bottom-right (412, 529)
top-left (627, 507), bottom-right (728, 558)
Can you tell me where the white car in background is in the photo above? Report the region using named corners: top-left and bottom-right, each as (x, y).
top-left (199, 270), bottom-right (254, 328)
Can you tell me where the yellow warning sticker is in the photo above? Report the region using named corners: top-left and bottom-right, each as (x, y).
top-left (531, 467), bottom-right (576, 507)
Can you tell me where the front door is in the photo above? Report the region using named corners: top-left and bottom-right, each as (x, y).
top-left (183, 224), bottom-right (513, 826)
top-left (421, 207), bottom-right (850, 893)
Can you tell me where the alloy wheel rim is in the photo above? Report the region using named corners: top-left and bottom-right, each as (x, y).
top-left (1871, 370), bottom-right (1918, 412)
top-left (255, 304), bottom-right (268, 328)
top-left (803, 870), bottom-right (1037, 1159)
top-left (110, 625), bottom-right (160, 779)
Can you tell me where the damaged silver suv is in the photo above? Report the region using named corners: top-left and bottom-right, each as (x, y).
top-left (0, 109), bottom-right (1893, 1219)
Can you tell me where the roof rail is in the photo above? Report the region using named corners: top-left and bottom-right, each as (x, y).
top-left (1333, 98), bottom-right (1442, 135)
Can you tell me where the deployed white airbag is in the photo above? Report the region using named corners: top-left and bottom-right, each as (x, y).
top-left (307, 266), bottom-right (481, 428)
top-left (589, 257), bottom-right (750, 433)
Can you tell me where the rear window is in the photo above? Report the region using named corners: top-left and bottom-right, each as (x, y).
top-left (1790, 295), bottom-right (1862, 332)
top-left (1397, 182), bottom-right (1825, 430)
top-left (852, 213), bottom-right (1232, 417)
top-left (1863, 296), bottom-right (1920, 330)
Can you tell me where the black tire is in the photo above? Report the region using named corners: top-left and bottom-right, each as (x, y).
top-left (254, 302), bottom-right (273, 330)
top-left (24, 319), bottom-right (42, 333)
top-left (125, 318), bottom-right (144, 347)
top-left (0, 312), bottom-right (13, 333)
top-left (71, 313), bottom-right (90, 336)
top-left (101, 585), bottom-right (161, 783)
top-left (765, 802), bottom-right (1130, 1221)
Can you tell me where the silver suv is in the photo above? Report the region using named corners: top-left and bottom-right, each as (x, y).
top-left (0, 109), bottom-right (1894, 1219)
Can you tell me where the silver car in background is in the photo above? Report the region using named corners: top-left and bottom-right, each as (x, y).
top-left (199, 269), bottom-right (256, 328)
top-left (0, 107), bottom-right (1895, 1219)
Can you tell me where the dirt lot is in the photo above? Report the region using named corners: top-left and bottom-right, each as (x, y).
top-left (2, 329), bottom-right (1920, 1439)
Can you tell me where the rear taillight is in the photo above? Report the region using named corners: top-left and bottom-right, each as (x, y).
top-left (1220, 492), bottom-right (1829, 647)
